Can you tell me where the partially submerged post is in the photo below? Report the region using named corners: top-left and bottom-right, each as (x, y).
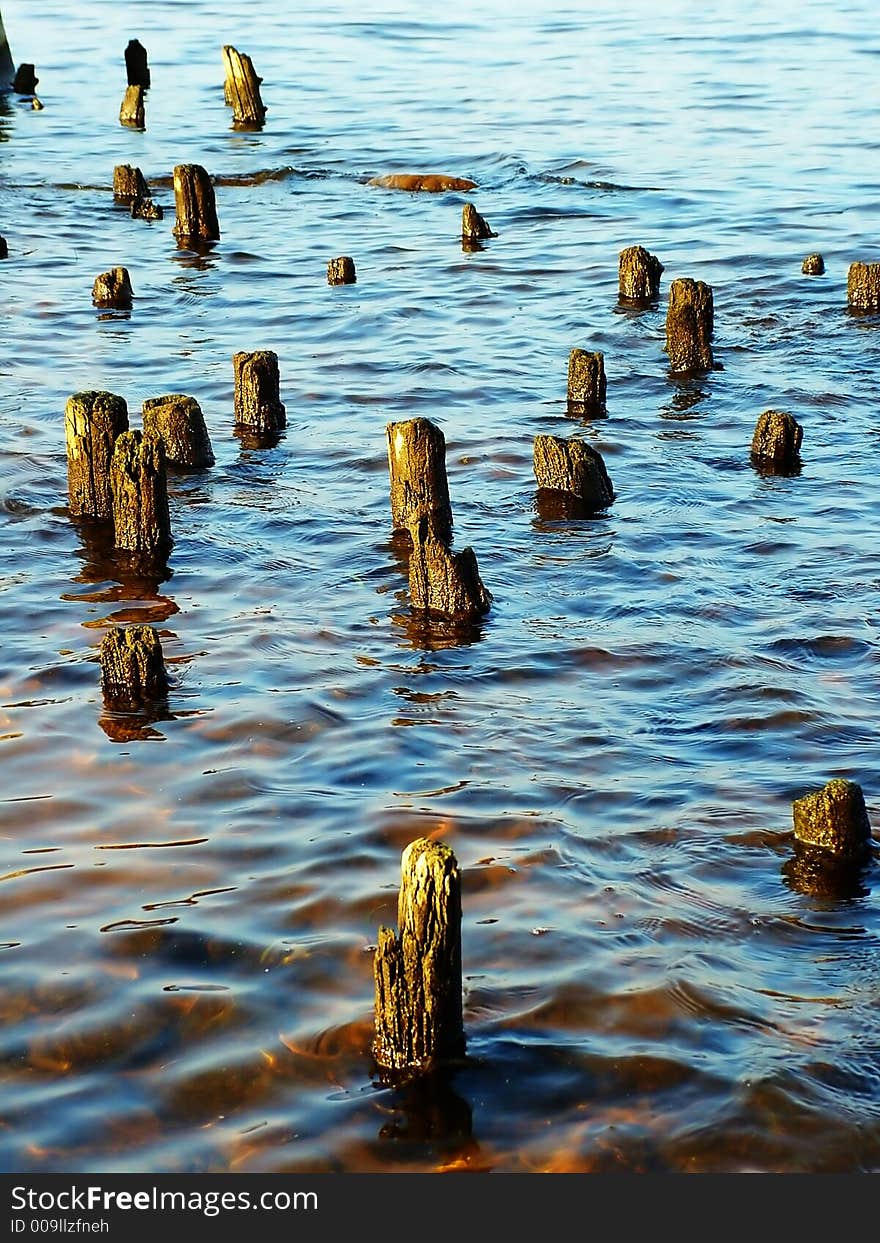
top-left (373, 838), bottom-right (465, 1075)
top-left (327, 256), bottom-right (356, 285)
top-left (847, 262), bottom-right (880, 312)
top-left (92, 266), bottom-right (133, 310)
top-left (143, 394), bottom-right (214, 468)
top-left (124, 39), bottom-right (150, 88)
top-left (386, 417), bottom-right (453, 545)
top-left (665, 277), bottom-right (714, 374)
top-left (750, 409), bottom-right (802, 472)
top-left (619, 244), bottom-right (663, 303)
top-left (65, 391), bottom-right (129, 520)
top-left (408, 518), bottom-right (491, 620)
top-left (100, 624), bottom-right (168, 707)
top-left (533, 434), bottom-right (615, 511)
top-left (113, 164), bottom-right (149, 205)
top-left (110, 431), bottom-right (173, 558)
top-left (461, 202), bottom-right (496, 243)
top-left (233, 350), bottom-right (286, 433)
top-left (0, 236), bottom-right (7, 259)
top-left (0, 10), bottom-right (13, 87)
top-left (802, 254), bottom-right (825, 276)
top-left (12, 63), bottom-right (37, 94)
top-left (567, 348), bottom-right (606, 414)
top-left (792, 778), bottom-right (872, 862)
top-left (221, 45), bottom-right (266, 126)
top-left (119, 83), bottom-right (145, 129)
top-left (172, 164), bottom-right (220, 244)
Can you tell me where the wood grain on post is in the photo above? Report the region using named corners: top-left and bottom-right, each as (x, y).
top-left (65, 391), bottom-right (129, 519)
top-left (619, 244), bottom-right (663, 303)
top-left (567, 348), bottom-right (606, 413)
top-left (327, 256), bottom-right (356, 285)
top-left (408, 518), bottom-right (491, 620)
top-left (100, 624), bottom-right (168, 707)
top-left (92, 266), bottom-right (133, 310)
top-left (665, 277), bottom-right (714, 374)
top-left (221, 45), bottom-right (266, 126)
top-left (792, 778), bottom-right (872, 862)
top-left (113, 164), bottom-right (149, 205)
top-left (233, 350), bottom-right (286, 433)
top-left (533, 434), bottom-right (614, 511)
top-left (750, 409), bottom-right (802, 471)
top-left (386, 417), bottom-right (453, 545)
top-left (172, 164), bottom-right (220, 244)
top-left (12, 63), bottom-right (37, 94)
top-left (124, 39), bottom-right (150, 88)
top-left (802, 253), bottom-right (825, 275)
top-left (373, 837), bottom-right (465, 1075)
top-left (110, 430), bottom-right (173, 557)
top-left (119, 84), bottom-right (145, 129)
top-left (847, 262), bottom-right (880, 312)
top-left (131, 196), bottom-right (163, 221)
top-left (143, 394), bottom-right (215, 468)
top-left (461, 202), bottom-right (496, 242)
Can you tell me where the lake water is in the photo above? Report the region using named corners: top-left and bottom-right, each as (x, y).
top-left (2, 0), bottom-right (879, 1174)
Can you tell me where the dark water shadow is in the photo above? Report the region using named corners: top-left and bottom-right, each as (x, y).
top-left (461, 238), bottom-right (487, 254)
top-left (782, 845), bottom-right (873, 901)
top-left (371, 1067), bottom-right (479, 1167)
top-left (170, 241), bottom-right (219, 271)
top-left (533, 488), bottom-right (612, 524)
top-left (660, 380), bottom-right (709, 420)
top-left (393, 606), bottom-right (487, 652)
top-left (234, 425), bottom-right (285, 453)
top-left (64, 518), bottom-right (176, 617)
top-left (566, 399), bottom-right (607, 421)
top-left (750, 454), bottom-right (803, 479)
top-left (845, 306), bottom-right (880, 327)
top-left (98, 696), bottom-right (175, 743)
top-left (615, 296), bottom-right (660, 317)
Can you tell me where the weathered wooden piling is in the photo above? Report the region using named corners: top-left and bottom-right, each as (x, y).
top-left (802, 253), bottom-right (825, 276)
top-left (65, 391), bottom-right (129, 520)
top-left (327, 256), bottom-right (356, 285)
top-left (373, 837), bottom-right (465, 1074)
top-left (750, 409), bottom-right (802, 471)
top-left (12, 63), bottom-right (37, 94)
top-left (665, 277), bottom-right (714, 374)
top-left (847, 262), bottom-right (880, 312)
top-left (124, 39), bottom-right (150, 88)
top-left (110, 431), bottom-right (173, 557)
top-left (0, 10), bottom-right (13, 86)
top-left (143, 394), bottom-right (215, 468)
top-left (792, 778), bottom-right (872, 862)
top-left (221, 45), bottom-right (266, 126)
top-left (567, 349), bottom-right (606, 413)
top-left (619, 244), bottom-right (663, 303)
top-left (408, 518), bottom-right (491, 620)
top-left (172, 164), bottom-right (220, 244)
top-left (113, 164), bottom-right (149, 205)
top-left (233, 350), bottom-right (286, 433)
top-left (533, 434), bottom-right (614, 511)
top-left (386, 417), bottom-right (453, 545)
top-left (0, 235), bottom-right (7, 259)
top-left (131, 196), bottom-right (163, 221)
top-left (100, 624), bottom-right (168, 707)
top-left (92, 266), bottom-right (133, 310)
top-left (119, 83), bottom-right (145, 129)
top-left (461, 202), bottom-right (496, 242)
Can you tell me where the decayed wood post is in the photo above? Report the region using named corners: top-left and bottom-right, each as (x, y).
top-left (461, 202), bottom-right (496, 242)
top-left (567, 348), bottom-right (606, 413)
top-left (327, 256), bottom-right (356, 285)
top-left (12, 63), bottom-right (37, 94)
top-left (802, 253), bottom-right (824, 275)
top-left (386, 417), bottom-right (453, 545)
top-left (0, 10), bottom-right (13, 86)
top-left (619, 244), bottom-right (663, 303)
top-left (221, 45), bottom-right (266, 126)
top-left (233, 350), bottom-right (286, 433)
top-left (373, 838), bottom-right (465, 1074)
top-left (119, 84), bottom-right (145, 129)
top-left (124, 39), bottom-right (150, 88)
top-left (143, 394), bottom-right (215, 467)
top-left (65, 391), bottom-right (129, 519)
top-left (113, 164), bottom-right (149, 205)
top-left (100, 624), bottom-right (168, 706)
top-left (847, 262), bottom-right (880, 312)
top-left (92, 266), bottom-right (133, 310)
top-left (408, 518), bottom-right (491, 620)
top-left (750, 409), bottom-right (802, 471)
top-left (533, 434), bottom-right (614, 511)
top-left (172, 164), bottom-right (220, 244)
top-left (110, 431), bottom-right (173, 557)
top-left (792, 778), bottom-right (872, 862)
top-left (665, 277), bottom-right (714, 373)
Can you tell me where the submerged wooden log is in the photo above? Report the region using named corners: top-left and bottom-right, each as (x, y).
top-left (801, 253), bottom-right (825, 276)
top-left (113, 164), bottom-right (149, 205)
top-left (172, 164), bottom-right (220, 243)
top-left (110, 431), bottom-right (173, 557)
top-left (124, 39), bottom-right (150, 88)
top-left (65, 391), bottom-right (129, 519)
top-left (847, 262), bottom-right (880, 312)
top-left (233, 350), bottom-right (286, 432)
top-left (750, 409), bottom-right (802, 470)
top-left (567, 348), bottom-right (606, 412)
top-left (12, 63), bottom-right (37, 94)
top-left (327, 255), bottom-right (356, 285)
top-left (665, 277), bottom-right (714, 374)
top-left (369, 173), bottom-right (477, 192)
top-left (92, 266), bottom-right (133, 310)
top-left (100, 624), bottom-right (168, 707)
top-left (143, 394), bottom-right (215, 468)
top-left (461, 202), bottom-right (496, 242)
top-left (533, 434), bottom-right (614, 511)
top-left (373, 838), bottom-right (465, 1074)
top-left (408, 519), bottom-right (491, 619)
top-left (119, 84), bottom-right (145, 129)
top-left (386, 417), bottom-right (453, 545)
top-left (792, 778), bottom-right (872, 862)
top-left (619, 244), bottom-right (663, 303)
top-left (221, 45), bottom-right (266, 126)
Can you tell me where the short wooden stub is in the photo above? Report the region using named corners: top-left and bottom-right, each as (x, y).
top-left (802, 253), bottom-right (825, 276)
top-left (408, 519), bottom-right (491, 620)
top-left (533, 434), bottom-right (615, 511)
top-left (233, 350), bottom-right (286, 433)
top-left (665, 277), bottom-right (714, 374)
top-left (12, 63), bottom-right (38, 95)
top-left (143, 394), bottom-right (215, 468)
top-left (0, 236), bottom-right (7, 260)
top-left (172, 164), bottom-right (220, 244)
top-left (461, 202), bottom-right (496, 241)
top-left (124, 39), bottom-right (151, 88)
top-left (131, 196), bottom-right (163, 221)
top-left (750, 409), bottom-right (803, 470)
top-left (327, 256), bottom-right (356, 285)
top-left (119, 84), bottom-right (145, 129)
top-left (221, 45), bottom-right (266, 126)
top-left (567, 348), bottom-right (606, 412)
top-left (100, 624), bottom-right (168, 707)
top-left (110, 431), bottom-right (173, 557)
top-left (792, 778), bottom-right (872, 862)
top-left (113, 164), bottom-right (149, 205)
top-left (619, 244), bottom-right (663, 303)
top-left (92, 267), bottom-right (133, 310)
top-left (847, 262), bottom-right (880, 312)
top-left (373, 838), bottom-right (465, 1075)
top-left (65, 391), bottom-right (129, 519)
top-left (386, 417), bottom-right (453, 545)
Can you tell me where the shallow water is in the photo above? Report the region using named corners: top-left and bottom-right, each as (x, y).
top-left (1, 0), bottom-right (880, 1173)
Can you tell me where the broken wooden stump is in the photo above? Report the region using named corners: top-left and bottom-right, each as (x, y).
top-left (847, 262), bottom-right (880, 312)
top-left (461, 202), bottom-right (496, 242)
top-left (533, 434), bottom-right (614, 513)
top-left (386, 417), bottom-right (453, 545)
top-left (801, 253), bottom-right (825, 276)
top-left (619, 244), bottom-right (663, 303)
top-left (221, 45), bottom-right (266, 126)
top-left (750, 409), bottom-right (802, 473)
top-left (792, 778), bottom-right (872, 863)
top-left (124, 39), bottom-right (150, 88)
top-left (373, 837), bottom-right (465, 1076)
top-left (119, 83), bottom-right (145, 129)
top-left (0, 235), bottom-right (7, 259)
top-left (327, 255), bottom-right (356, 285)
top-left (100, 624), bottom-right (168, 708)
top-left (110, 431), bottom-right (173, 558)
top-left (368, 173), bottom-right (477, 192)
top-left (233, 350), bottom-right (286, 433)
top-left (92, 266), bottom-right (133, 310)
top-left (408, 518), bottom-right (491, 620)
top-left (172, 163), bottom-right (220, 244)
top-left (113, 164), bottom-right (149, 205)
top-left (665, 277), bottom-right (714, 374)
top-left (567, 348), bottom-right (606, 414)
top-left (131, 195), bottom-right (163, 221)
top-left (143, 394), bottom-right (215, 468)
top-left (65, 391), bottom-right (129, 520)
top-left (12, 63), bottom-right (37, 94)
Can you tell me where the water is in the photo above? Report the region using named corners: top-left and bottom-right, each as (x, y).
top-left (2, 0), bottom-right (880, 1174)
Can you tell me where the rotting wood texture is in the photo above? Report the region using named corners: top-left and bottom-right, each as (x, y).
top-left (618, 244), bottom-right (663, 303)
top-left (233, 350), bottom-right (286, 433)
top-left (665, 277), bottom-right (714, 374)
top-left (386, 417), bottom-right (453, 544)
top-left (172, 164), bottom-right (220, 243)
top-left (408, 518), bottom-right (491, 620)
top-left (65, 391), bottom-right (129, 520)
top-left (110, 430), bottom-right (173, 557)
top-left (142, 394), bottom-right (215, 468)
top-left (533, 434), bottom-right (615, 511)
top-left (100, 624), bottom-right (168, 707)
top-left (222, 45), bottom-right (266, 126)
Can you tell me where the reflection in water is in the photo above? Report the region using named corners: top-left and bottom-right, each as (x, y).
top-left (98, 699), bottom-right (174, 743)
top-left (170, 242), bottom-right (219, 272)
top-left (392, 605), bottom-right (486, 652)
top-left (751, 454), bottom-right (803, 480)
top-left (782, 846), bottom-right (872, 901)
top-left (234, 426), bottom-right (285, 453)
top-left (373, 1069), bottom-right (479, 1166)
top-left (661, 381), bottom-right (708, 417)
top-left (533, 488), bottom-right (605, 523)
top-left (566, 399), bottom-right (607, 421)
top-left (461, 238), bottom-right (487, 255)
top-left (66, 518), bottom-right (174, 599)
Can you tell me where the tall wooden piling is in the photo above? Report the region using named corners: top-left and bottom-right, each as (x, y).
top-left (387, 418), bottom-right (453, 545)
top-left (113, 164), bottom-right (149, 205)
top-left (533, 434), bottom-right (614, 511)
top-left (665, 277), bottom-right (714, 374)
top-left (619, 245), bottom-right (663, 303)
top-left (143, 394), bottom-right (215, 468)
top-left (0, 10), bottom-right (13, 86)
top-left (408, 519), bottom-right (491, 620)
top-left (750, 409), bottom-right (802, 471)
top-left (221, 45), bottom-right (266, 126)
top-left (233, 350), bottom-right (286, 433)
top-left (124, 39), bottom-right (150, 88)
top-left (373, 838), bottom-right (465, 1075)
top-left (172, 164), bottom-right (220, 244)
top-left (65, 391), bottom-right (129, 520)
top-left (847, 262), bottom-right (880, 312)
top-left (567, 349), bottom-right (606, 413)
top-left (92, 266), bottom-right (133, 310)
top-left (100, 624), bottom-right (168, 707)
top-left (110, 431), bottom-right (173, 557)
top-left (327, 256), bottom-right (356, 285)
top-left (792, 778), bottom-right (872, 862)
top-left (119, 84), bottom-right (145, 129)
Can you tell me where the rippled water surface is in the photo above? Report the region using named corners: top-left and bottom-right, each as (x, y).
top-left (2, 0), bottom-right (880, 1173)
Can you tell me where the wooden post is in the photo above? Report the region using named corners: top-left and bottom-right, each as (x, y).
top-left (533, 434), bottom-right (614, 511)
top-left (327, 256), bottom-right (356, 285)
top-left (172, 164), bottom-right (220, 244)
top-left (131, 196), bottom-right (163, 221)
top-left (665, 277), bottom-right (714, 374)
top-left (119, 84), bottom-right (145, 129)
top-left (373, 838), bottom-right (465, 1075)
top-left (92, 267), bottom-right (133, 310)
top-left (0, 235), bottom-right (7, 259)
top-left (65, 391), bottom-right (129, 519)
top-left (100, 624), bottom-right (168, 706)
top-left (461, 202), bottom-right (496, 242)
top-left (124, 39), bottom-right (150, 88)
top-left (567, 348), bottom-right (606, 413)
top-left (110, 431), bottom-right (173, 557)
top-left (233, 350), bottom-right (286, 433)
top-left (847, 262), bottom-right (880, 312)
top-left (387, 417), bottom-right (453, 545)
top-left (792, 778), bottom-right (872, 862)
top-left (143, 394), bottom-right (215, 468)
top-left (619, 244), bottom-right (663, 303)
top-left (0, 10), bottom-right (13, 86)
top-left (750, 409), bottom-right (802, 471)
top-left (221, 45), bottom-right (266, 126)
top-left (12, 63), bottom-right (37, 94)
top-left (113, 164), bottom-right (149, 205)
top-left (802, 253), bottom-right (825, 275)
top-left (408, 518), bottom-right (491, 620)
